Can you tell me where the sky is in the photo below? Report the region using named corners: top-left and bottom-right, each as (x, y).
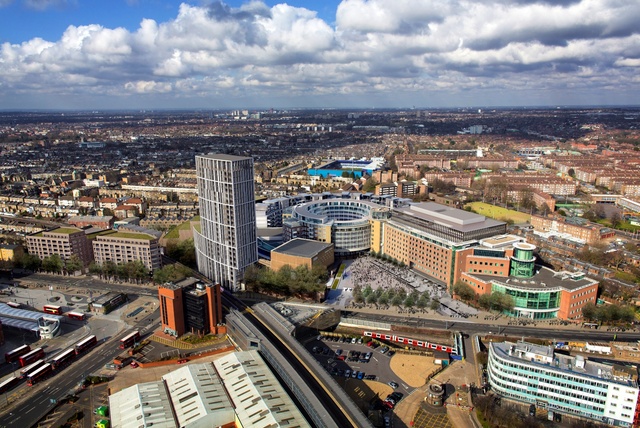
top-left (0, 0), bottom-right (639, 110)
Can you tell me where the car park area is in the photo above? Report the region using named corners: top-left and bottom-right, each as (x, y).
top-left (306, 333), bottom-right (415, 418)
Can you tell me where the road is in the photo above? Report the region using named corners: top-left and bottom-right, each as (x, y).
top-left (0, 321), bottom-right (153, 428)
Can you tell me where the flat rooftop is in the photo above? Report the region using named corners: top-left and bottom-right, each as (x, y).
top-left (198, 153), bottom-right (252, 161)
top-left (393, 202), bottom-right (506, 233)
top-left (492, 341), bottom-right (638, 387)
top-left (272, 238), bottom-right (333, 258)
top-left (469, 265), bottom-right (598, 291)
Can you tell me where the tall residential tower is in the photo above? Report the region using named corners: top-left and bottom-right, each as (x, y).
top-left (194, 154), bottom-right (257, 291)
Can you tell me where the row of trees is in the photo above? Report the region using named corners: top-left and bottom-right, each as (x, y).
top-left (353, 285), bottom-right (440, 310)
top-left (581, 302), bottom-right (636, 324)
top-left (88, 260), bottom-right (149, 283)
top-left (12, 252), bottom-right (84, 276)
top-left (243, 264), bottom-right (328, 299)
top-left (453, 281), bottom-right (515, 312)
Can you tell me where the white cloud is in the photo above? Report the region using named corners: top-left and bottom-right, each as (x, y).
top-left (1, 0), bottom-right (639, 107)
top-left (124, 80), bottom-right (172, 94)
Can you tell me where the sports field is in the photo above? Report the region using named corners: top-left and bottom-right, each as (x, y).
top-left (465, 202), bottom-right (531, 224)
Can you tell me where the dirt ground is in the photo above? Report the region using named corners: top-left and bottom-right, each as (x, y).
top-left (391, 354), bottom-right (440, 388)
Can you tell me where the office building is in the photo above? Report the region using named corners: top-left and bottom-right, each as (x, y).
top-left (194, 154), bottom-right (257, 291)
top-left (458, 239), bottom-right (599, 320)
top-left (488, 340), bottom-right (640, 427)
top-left (376, 202), bottom-right (507, 286)
top-left (158, 277), bottom-right (224, 338)
top-left (270, 238), bottom-right (334, 272)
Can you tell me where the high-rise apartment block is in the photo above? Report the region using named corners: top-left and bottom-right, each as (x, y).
top-left (92, 230), bottom-right (162, 272)
top-left (194, 154), bottom-right (257, 291)
top-left (158, 277), bottom-right (225, 337)
top-left (26, 227), bottom-right (93, 266)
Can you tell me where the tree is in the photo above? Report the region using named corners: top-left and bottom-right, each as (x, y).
top-left (567, 168), bottom-right (575, 177)
top-left (42, 254), bottom-right (63, 274)
top-left (64, 255), bottom-right (83, 276)
top-left (391, 294), bottom-right (404, 308)
top-left (538, 202), bottom-right (552, 216)
top-left (610, 211), bottom-right (622, 228)
top-left (582, 302), bottom-right (597, 321)
top-left (362, 177), bottom-right (378, 193)
top-left (453, 281), bottom-right (477, 302)
top-left (429, 298), bottom-right (440, 311)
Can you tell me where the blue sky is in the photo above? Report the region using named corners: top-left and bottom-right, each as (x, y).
top-left (0, 1), bottom-right (341, 44)
top-left (0, 0), bottom-right (639, 110)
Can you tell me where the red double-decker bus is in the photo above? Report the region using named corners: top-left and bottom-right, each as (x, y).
top-left (5, 344), bottom-right (31, 364)
top-left (18, 348), bottom-right (45, 367)
top-left (74, 335), bottom-right (97, 355)
top-left (66, 311), bottom-right (86, 321)
top-left (0, 376), bottom-right (20, 394)
top-left (19, 359), bottom-right (45, 379)
top-left (43, 305), bottom-right (62, 315)
top-left (27, 363), bottom-right (52, 386)
top-left (51, 349), bottom-right (75, 370)
top-left (119, 331), bottom-right (140, 349)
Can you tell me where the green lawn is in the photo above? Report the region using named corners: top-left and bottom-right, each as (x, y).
top-left (165, 216), bottom-right (200, 240)
top-left (465, 202), bottom-right (531, 224)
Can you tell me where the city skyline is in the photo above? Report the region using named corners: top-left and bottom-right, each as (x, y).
top-left (1, 0), bottom-right (639, 110)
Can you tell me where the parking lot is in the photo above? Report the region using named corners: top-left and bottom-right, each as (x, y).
top-left (305, 333), bottom-right (413, 417)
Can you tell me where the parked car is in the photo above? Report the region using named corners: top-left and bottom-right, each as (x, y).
top-left (351, 370), bottom-right (358, 378)
top-left (357, 371), bottom-right (365, 380)
top-left (388, 381), bottom-right (399, 389)
top-left (380, 346), bottom-right (389, 354)
top-left (345, 370), bottom-right (351, 378)
top-left (337, 355), bottom-right (346, 361)
top-left (387, 350), bottom-right (395, 357)
top-left (365, 374), bottom-right (376, 380)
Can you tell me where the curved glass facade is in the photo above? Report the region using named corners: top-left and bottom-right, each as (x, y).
top-left (290, 200), bottom-right (377, 256)
top-left (492, 283), bottom-right (560, 319)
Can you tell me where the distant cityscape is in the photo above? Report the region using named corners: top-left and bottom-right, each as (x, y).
top-left (0, 107), bottom-right (640, 428)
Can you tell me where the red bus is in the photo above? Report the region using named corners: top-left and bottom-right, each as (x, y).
top-left (5, 345), bottom-right (31, 364)
top-left (19, 359), bottom-right (45, 379)
top-left (43, 305), bottom-right (62, 315)
top-left (74, 335), bottom-right (97, 355)
top-left (66, 311), bottom-right (86, 321)
top-left (6, 301), bottom-right (20, 308)
top-left (119, 331), bottom-right (140, 349)
top-left (27, 363), bottom-right (52, 386)
top-left (51, 349), bottom-right (75, 370)
top-left (18, 348), bottom-right (45, 367)
top-left (0, 376), bottom-right (20, 394)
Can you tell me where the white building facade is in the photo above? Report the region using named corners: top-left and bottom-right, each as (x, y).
top-left (194, 154), bottom-right (257, 291)
top-left (488, 341), bottom-right (639, 427)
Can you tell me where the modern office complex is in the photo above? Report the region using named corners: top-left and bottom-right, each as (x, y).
top-left (284, 199), bottom-right (381, 257)
top-left (458, 240), bottom-right (599, 320)
top-left (158, 277), bottom-right (224, 338)
top-left (25, 227), bottom-right (93, 266)
top-left (488, 341), bottom-right (640, 427)
top-left (378, 203), bottom-right (507, 286)
top-left (194, 154), bottom-right (258, 291)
